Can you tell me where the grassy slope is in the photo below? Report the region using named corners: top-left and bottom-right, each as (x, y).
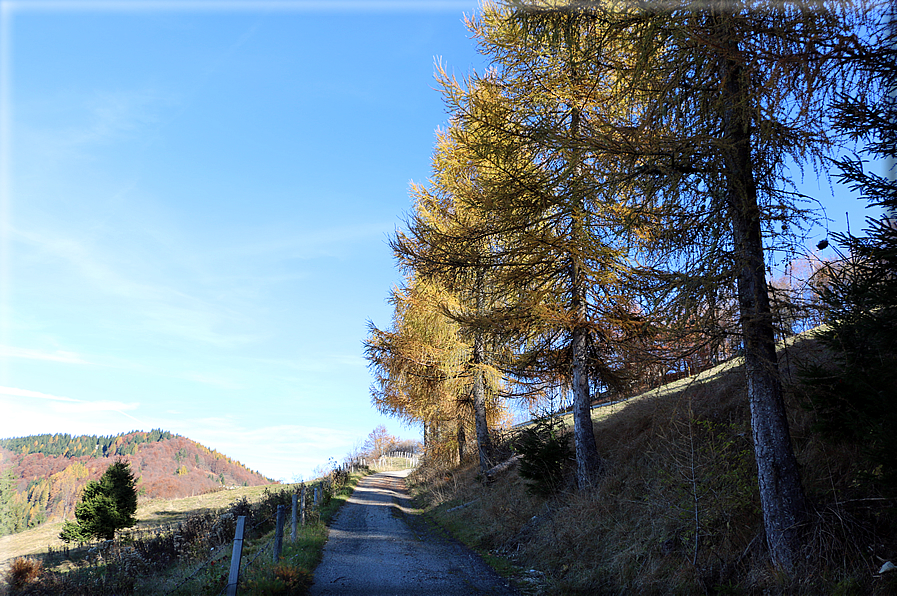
top-left (1, 471), bottom-right (379, 595)
top-left (0, 484), bottom-right (275, 570)
top-left (410, 331), bottom-right (897, 595)
top-left (0, 458), bottom-right (414, 570)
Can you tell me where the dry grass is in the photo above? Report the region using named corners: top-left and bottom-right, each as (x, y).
top-left (412, 330), bottom-right (897, 595)
top-left (0, 475), bottom-right (358, 595)
top-left (368, 458), bottom-right (417, 473)
top-left (0, 483), bottom-right (291, 572)
top-left (3, 558), bottom-right (42, 593)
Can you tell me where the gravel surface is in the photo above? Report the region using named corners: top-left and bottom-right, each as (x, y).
top-left (310, 470), bottom-right (518, 596)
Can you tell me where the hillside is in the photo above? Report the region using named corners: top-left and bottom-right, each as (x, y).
top-left (411, 332), bottom-right (897, 595)
top-left (0, 430), bottom-right (272, 536)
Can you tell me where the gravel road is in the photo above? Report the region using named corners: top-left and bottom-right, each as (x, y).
top-left (310, 470), bottom-right (518, 596)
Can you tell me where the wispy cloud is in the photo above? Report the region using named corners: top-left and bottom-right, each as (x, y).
top-left (0, 385), bottom-right (80, 402)
top-left (13, 227), bottom-right (264, 348)
top-left (251, 353), bottom-right (367, 374)
top-left (12, 215), bottom-right (383, 351)
top-left (0, 345), bottom-right (91, 364)
top-left (215, 221), bottom-right (393, 261)
top-left (0, 386), bottom-right (144, 438)
top-left (17, 87), bottom-right (173, 165)
top-left (181, 372), bottom-right (243, 390)
top-left (0, 385), bottom-right (140, 415)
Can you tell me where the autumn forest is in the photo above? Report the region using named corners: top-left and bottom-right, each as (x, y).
top-left (0, 430), bottom-right (271, 536)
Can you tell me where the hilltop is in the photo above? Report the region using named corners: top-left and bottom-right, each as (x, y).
top-left (0, 429), bottom-right (272, 536)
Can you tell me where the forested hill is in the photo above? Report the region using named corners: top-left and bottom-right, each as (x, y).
top-left (0, 430), bottom-right (272, 536)
top-left (0, 429), bottom-right (175, 458)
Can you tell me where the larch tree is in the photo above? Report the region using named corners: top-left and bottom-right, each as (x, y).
top-left (364, 275), bottom-right (507, 470)
top-left (508, 0), bottom-right (883, 570)
top-left (395, 6), bottom-right (647, 487)
top-left (397, 122), bottom-right (523, 474)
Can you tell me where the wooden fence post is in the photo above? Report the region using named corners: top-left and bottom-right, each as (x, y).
top-left (225, 515), bottom-right (246, 596)
top-left (273, 505), bottom-right (285, 563)
top-left (291, 492), bottom-right (298, 542)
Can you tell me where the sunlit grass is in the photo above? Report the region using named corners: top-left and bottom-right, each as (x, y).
top-left (0, 483), bottom-right (284, 571)
top-left (411, 329), bottom-right (897, 595)
top-left (1, 473), bottom-right (367, 595)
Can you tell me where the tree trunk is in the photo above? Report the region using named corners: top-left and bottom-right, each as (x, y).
top-left (570, 102), bottom-right (604, 488)
top-left (471, 347), bottom-right (493, 473)
top-left (471, 270), bottom-right (494, 473)
top-left (571, 314), bottom-right (603, 487)
top-left (719, 36), bottom-right (807, 572)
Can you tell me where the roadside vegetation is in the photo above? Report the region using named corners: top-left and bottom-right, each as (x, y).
top-left (409, 332), bottom-right (897, 594)
top-left (1, 468), bottom-right (367, 595)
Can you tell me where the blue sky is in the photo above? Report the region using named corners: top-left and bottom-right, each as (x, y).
top-left (0, 0), bottom-right (879, 482)
top-left (0, 0), bottom-right (490, 481)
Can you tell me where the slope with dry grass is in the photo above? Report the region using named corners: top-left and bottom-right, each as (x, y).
top-left (410, 332), bottom-right (897, 595)
top-left (1, 468), bottom-right (366, 595)
top-left (0, 483), bottom-right (275, 572)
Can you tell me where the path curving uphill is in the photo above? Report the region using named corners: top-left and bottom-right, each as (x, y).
top-left (310, 470), bottom-right (518, 596)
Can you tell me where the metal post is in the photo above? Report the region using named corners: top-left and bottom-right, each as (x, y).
top-left (291, 492), bottom-right (298, 541)
top-left (300, 484), bottom-right (307, 527)
top-left (273, 505), bottom-right (285, 562)
top-left (226, 516), bottom-right (246, 596)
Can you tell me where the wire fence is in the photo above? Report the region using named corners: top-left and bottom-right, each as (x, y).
top-left (160, 478), bottom-right (342, 596)
top-left (26, 474), bottom-right (349, 595)
top-left (215, 535), bottom-right (275, 596)
top-left (159, 508), bottom-right (280, 596)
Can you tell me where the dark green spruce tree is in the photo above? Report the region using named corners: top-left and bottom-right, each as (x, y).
top-left (60, 459), bottom-right (138, 542)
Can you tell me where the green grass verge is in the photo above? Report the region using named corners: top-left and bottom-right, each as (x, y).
top-left (197, 470), bottom-right (368, 596)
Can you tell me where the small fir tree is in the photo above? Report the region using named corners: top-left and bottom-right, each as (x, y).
top-left (516, 415), bottom-right (574, 497)
top-left (59, 459), bottom-right (138, 542)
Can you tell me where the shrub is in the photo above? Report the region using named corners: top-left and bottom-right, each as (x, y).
top-left (515, 415), bottom-right (573, 497)
top-left (4, 557), bottom-right (43, 592)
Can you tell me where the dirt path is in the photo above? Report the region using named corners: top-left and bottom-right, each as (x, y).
top-left (310, 470), bottom-right (518, 596)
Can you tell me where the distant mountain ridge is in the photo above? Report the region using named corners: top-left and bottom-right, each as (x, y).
top-left (0, 429), bottom-right (272, 536)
